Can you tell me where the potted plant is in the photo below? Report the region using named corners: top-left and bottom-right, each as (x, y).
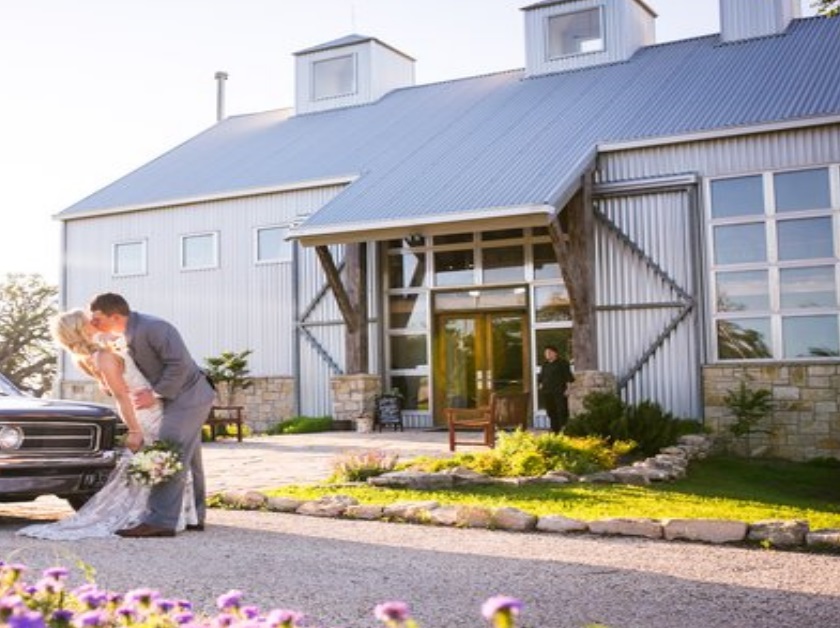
top-left (203, 349), bottom-right (253, 441)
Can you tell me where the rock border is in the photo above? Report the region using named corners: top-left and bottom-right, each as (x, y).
top-left (211, 435), bottom-right (840, 552)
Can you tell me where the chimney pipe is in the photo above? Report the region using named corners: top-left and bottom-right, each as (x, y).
top-left (214, 71), bottom-right (228, 122)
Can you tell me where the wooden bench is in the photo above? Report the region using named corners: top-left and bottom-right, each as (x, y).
top-left (205, 405), bottom-right (244, 442)
top-left (446, 391), bottom-right (530, 451)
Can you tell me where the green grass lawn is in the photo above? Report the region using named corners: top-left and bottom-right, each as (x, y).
top-left (263, 455), bottom-right (840, 529)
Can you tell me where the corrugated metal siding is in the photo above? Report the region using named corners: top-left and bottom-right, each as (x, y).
top-left (599, 125), bottom-right (840, 183)
top-left (62, 185), bottom-right (345, 382)
top-left (595, 188), bottom-right (701, 419)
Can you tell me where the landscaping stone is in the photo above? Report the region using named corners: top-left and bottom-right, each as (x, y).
top-left (456, 505), bottom-right (494, 528)
top-left (265, 496), bottom-right (304, 512)
top-left (344, 504), bottom-right (385, 520)
top-left (747, 520), bottom-right (809, 547)
top-left (296, 495), bottom-right (358, 517)
top-left (492, 507), bottom-right (537, 531)
top-left (663, 518), bottom-right (748, 544)
top-left (368, 470), bottom-right (454, 489)
top-left (218, 490), bottom-right (268, 510)
top-left (427, 505), bottom-right (460, 526)
top-left (588, 518), bottom-right (663, 539)
top-left (383, 500), bottom-right (440, 522)
top-left (536, 515), bottom-right (589, 533)
top-left (806, 528), bottom-right (840, 548)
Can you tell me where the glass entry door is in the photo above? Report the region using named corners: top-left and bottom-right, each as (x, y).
top-left (433, 311), bottom-right (528, 425)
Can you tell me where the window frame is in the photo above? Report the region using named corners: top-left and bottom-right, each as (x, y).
top-left (112, 239), bottom-right (147, 278)
top-left (179, 231), bottom-right (219, 272)
top-left (707, 165), bottom-right (839, 362)
top-left (546, 6), bottom-right (605, 60)
top-left (254, 225), bottom-right (293, 265)
top-left (311, 53), bottom-right (357, 101)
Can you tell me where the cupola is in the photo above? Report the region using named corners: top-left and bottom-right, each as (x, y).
top-left (293, 34), bottom-right (415, 115)
top-left (522, 0), bottom-right (656, 78)
top-left (720, 0), bottom-right (800, 42)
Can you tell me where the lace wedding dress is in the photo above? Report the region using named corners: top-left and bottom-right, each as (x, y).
top-left (17, 349), bottom-right (198, 540)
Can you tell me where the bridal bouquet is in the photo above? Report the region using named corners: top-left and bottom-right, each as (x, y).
top-left (127, 440), bottom-right (184, 487)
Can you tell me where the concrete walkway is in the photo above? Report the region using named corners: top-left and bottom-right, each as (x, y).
top-left (202, 429), bottom-right (458, 491)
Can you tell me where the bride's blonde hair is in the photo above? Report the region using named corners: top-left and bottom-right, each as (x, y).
top-left (51, 309), bottom-right (100, 357)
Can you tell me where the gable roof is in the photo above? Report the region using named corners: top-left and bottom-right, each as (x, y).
top-left (58, 17), bottom-right (840, 245)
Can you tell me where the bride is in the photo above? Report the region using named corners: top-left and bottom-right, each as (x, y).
top-left (17, 309), bottom-right (198, 540)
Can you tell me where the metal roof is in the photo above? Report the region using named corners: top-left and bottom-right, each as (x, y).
top-left (58, 17), bottom-right (840, 245)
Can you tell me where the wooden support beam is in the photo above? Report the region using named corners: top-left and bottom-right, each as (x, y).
top-left (315, 245), bottom-right (359, 333)
top-left (549, 176), bottom-right (598, 371)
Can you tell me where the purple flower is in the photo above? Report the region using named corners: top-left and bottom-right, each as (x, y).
top-left (76, 588), bottom-right (108, 609)
top-left (1, 594), bottom-right (24, 611)
top-left (8, 610), bottom-right (46, 628)
top-left (217, 590), bottom-right (244, 611)
top-left (173, 611), bottom-right (195, 624)
top-left (50, 609), bottom-right (74, 623)
top-left (211, 613), bottom-right (235, 627)
top-left (374, 601), bottom-right (411, 623)
top-left (265, 609), bottom-right (304, 627)
top-left (76, 610), bottom-right (108, 627)
top-left (125, 588), bottom-right (159, 606)
top-left (43, 567), bottom-right (69, 580)
top-left (481, 595), bottom-right (523, 620)
top-left (241, 605), bottom-right (261, 619)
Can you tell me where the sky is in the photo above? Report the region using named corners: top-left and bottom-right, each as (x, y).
top-left (0, 0), bottom-right (818, 283)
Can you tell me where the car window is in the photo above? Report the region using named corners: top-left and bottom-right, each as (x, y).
top-left (0, 372), bottom-right (22, 396)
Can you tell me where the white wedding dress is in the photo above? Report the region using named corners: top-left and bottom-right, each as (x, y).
top-left (17, 348), bottom-right (197, 540)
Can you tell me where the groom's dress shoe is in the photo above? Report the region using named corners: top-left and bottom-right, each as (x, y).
top-left (116, 523), bottom-right (176, 538)
top-left (185, 523), bottom-right (205, 531)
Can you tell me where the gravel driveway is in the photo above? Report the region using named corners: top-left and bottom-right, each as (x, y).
top-left (3, 433), bottom-right (840, 627)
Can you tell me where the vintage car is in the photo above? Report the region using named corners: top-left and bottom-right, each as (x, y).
top-left (0, 371), bottom-right (122, 510)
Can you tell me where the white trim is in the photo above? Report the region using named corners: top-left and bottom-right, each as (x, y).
top-left (598, 115), bottom-right (840, 152)
top-left (111, 239), bottom-right (147, 278)
top-left (179, 231), bottom-right (220, 272)
top-left (289, 204), bottom-right (555, 246)
top-left (55, 175), bottom-right (358, 222)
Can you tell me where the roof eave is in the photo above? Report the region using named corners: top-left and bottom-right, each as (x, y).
top-left (54, 174), bottom-right (358, 222)
top-left (598, 114), bottom-right (840, 152)
top-left (289, 204), bottom-right (556, 247)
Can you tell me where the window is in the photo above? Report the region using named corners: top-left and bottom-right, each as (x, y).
top-left (112, 240), bottom-right (146, 277)
top-left (547, 8), bottom-right (604, 59)
top-left (709, 167), bottom-right (839, 361)
top-left (180, 232), bottom-right (218, 271)
top-left (255, 226), bottom-right (292, 264)
top-left (312, 54), bottom-right (356, 100)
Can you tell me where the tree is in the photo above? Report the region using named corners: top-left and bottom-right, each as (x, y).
top-left (815, 0), bottom-right (839, 17)
top-left (0, 273), bottom-right (58, 396)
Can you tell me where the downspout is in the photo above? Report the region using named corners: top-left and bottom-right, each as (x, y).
top-left (214, 71), bottom-right (228, 122)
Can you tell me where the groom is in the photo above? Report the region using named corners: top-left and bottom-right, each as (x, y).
top-left (89, 292), bottom-right (216, 538)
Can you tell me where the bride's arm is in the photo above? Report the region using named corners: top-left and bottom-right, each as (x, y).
top-left (93, 350), bottom-right (144, 452)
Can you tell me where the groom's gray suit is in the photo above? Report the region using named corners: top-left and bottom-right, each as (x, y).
top-left (125, 311), bottom-right (215, 529)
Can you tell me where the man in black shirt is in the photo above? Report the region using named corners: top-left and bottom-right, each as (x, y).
top-left (538, 345), bottom-right (575, 433)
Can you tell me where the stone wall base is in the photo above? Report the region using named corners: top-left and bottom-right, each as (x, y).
top-left (703, 363), bottom-right (840, 461)
top-left (330, 374), bottom-right (381, 427)
top-left (567, 370), bottom-right (617, 416)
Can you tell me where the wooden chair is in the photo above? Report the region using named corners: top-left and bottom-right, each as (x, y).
top-left (446, 391), bottom-right (530, 451)
top-left (205, 405), bottom-right (244, 442)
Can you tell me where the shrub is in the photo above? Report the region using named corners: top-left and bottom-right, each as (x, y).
top-left (266, 416), bottom-right (334, 435)
top-left (329, 449), bottom-right (399, 482)
top-left (566, 391), bottom-right (700, 457)
top-left (403, 430), bottom-right (632, 478)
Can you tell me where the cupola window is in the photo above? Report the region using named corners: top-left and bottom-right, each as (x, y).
top-left (312, 54), bottom-right (356, 100)
top-left (547, 7), bottom-right (604, 58)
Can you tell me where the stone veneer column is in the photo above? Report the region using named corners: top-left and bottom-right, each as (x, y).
top-left (567, 370), bottom-right (618, 416)
top-left (330, 374), bottom-right (382, 428)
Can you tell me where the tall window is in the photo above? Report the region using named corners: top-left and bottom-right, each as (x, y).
top-left (180, 232), bottom-right (218, 271)
top-left (709, 166), bottom-right (839, 360)
top-left (547, 8), bottom-right (604, 59)
top-left (112, 240), bottom-right (146, 277)
top-left (312, 54), bottom-right (356, 100)
top-left (255, 226), bottom-right (292, 264)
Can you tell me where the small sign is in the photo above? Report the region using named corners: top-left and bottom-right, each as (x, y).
top-left (375, 394), bottom-right (403, 430)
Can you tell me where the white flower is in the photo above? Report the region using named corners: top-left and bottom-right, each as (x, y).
top-left (126, 441), bottom-right (183, 487)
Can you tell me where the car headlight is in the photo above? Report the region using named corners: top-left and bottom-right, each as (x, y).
top-left (0, 426), bottom-right (24, 450)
